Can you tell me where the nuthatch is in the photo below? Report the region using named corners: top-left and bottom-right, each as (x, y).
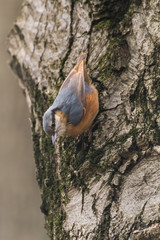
top-left (43, 53), bottom-right (99, 144)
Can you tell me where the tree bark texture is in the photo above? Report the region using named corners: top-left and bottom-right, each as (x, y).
top-left (8, 0), bottom-right (160, 239)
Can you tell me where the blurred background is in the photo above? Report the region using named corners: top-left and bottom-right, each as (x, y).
top-left (0, 1), bottom-right (48, 239)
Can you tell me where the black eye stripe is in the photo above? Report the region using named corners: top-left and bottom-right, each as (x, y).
top-left (51, 110), bottom-right (56, 128)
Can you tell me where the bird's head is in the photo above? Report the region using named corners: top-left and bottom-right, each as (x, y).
top-left (43, 107), bottom-right (67, 144)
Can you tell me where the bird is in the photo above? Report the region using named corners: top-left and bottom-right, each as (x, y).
top-left (43, 53), bottom-right (99, 144)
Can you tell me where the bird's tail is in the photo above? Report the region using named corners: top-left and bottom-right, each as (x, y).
top-left (76, 53), bottom-right (92, 85)
top-left (77, 53), bottom-right (87, 63)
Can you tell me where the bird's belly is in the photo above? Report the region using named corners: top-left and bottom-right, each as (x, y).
top-left (66, 86), bottom-right (99, 137)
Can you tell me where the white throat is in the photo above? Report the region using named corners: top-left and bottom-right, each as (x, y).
top-left (55, 114), bottom-right (66, 136)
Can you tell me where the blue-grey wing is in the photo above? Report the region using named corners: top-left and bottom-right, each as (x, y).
top-left (59, 61), bottom-right (85, 107)
top-left (51, 88), bottom-right (83, 126)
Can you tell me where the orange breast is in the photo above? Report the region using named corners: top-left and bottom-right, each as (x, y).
top-left (66, 85), bottom-right (99, 137)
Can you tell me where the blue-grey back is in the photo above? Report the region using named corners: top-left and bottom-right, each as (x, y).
top-left (85, 80), bottom-right (92, 94)
top-left (51, 88), bottom-right (83, 126)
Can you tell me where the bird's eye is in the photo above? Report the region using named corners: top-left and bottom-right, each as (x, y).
top-left (51, 122), bottom-right (55, 128)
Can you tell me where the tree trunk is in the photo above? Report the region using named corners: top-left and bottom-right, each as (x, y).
top-left (8, 0), bottom-right (160, 239)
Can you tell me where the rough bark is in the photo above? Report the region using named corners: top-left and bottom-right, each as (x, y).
top-left (8, 0), bottom-right (160, 239)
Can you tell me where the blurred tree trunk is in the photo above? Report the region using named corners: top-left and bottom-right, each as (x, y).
top-left (8, 0), bottom-right (160, 239)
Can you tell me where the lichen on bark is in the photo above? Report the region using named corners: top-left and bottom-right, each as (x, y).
top-left (8, 0), bottom-right (160, 239)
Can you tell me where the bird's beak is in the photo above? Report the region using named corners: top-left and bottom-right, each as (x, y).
top-left (52, 133), bottom-right (57, 144)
